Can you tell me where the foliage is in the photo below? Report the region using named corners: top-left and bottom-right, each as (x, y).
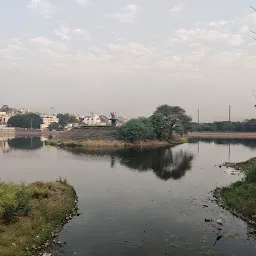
top-left (221, 158), bottom-right (256, 221)
top-left (191, 119), bottom-right (256, 132)
top-left (150, 113), bottom-right (169, 140)
top-left (117, 118), bottom-right (155, 142)
top-left (154, 105), bottom-right (192, 135)
top-left (7, 113), bottom-right (43, 129)
top-left (57, 113), bottom-right (79, 127)
top-left (48, 122), bottom-right (63, 131)
top-left (118, 105), bottom-right (191, 142)
top-left (0, 181), bottom-right (76, 256)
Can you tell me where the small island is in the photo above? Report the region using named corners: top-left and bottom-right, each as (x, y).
top-left (46, 104), bottom-right (190, 149)
top-left (0, 179), bottom-right (77, 256)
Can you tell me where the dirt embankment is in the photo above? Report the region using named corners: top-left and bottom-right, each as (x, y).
top-left (57, 128), bottom-right (118, 141)
top-left (188, 132), bottom-right (256, 139)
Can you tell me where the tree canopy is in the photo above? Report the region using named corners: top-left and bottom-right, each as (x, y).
top-left (118, 104), bottom-right (192, 142)
top-left (7, 113), bottom-right (43, 129)
top-left (154, 105), bottom-right (192, 136)
top-left (48, 122), bottom-right (63, 131)
top-left (191, 119), bottom-right (256, 132)
top-left (57, 113), bottom-right (79, 127)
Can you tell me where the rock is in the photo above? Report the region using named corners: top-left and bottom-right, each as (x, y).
top-left (205, 219), bottom-right (213, 222)
top-left (43, 254), bottom-right (52, 256)
top-left (203, 205), bottom-right (208, 208)
top-left (217, 219), bottom-right (223, 225)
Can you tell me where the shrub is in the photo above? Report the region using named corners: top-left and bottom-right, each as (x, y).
top-left (117, 118), bottom-right (155, 142)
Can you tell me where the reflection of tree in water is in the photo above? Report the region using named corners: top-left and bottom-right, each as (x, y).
top-left (8, 137), bottom-right (43, 150)
top-left (116, 148), bottom-right (194, 181)
top-left (189, 138), bottom-right (256, 149)
top-left (65, 147), bottom-right (194, 181)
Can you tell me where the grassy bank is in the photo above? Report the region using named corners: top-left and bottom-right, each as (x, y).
top-left (218, 158), bottom-right (256, 224)
top-left (0, 179), bottom-right (77, 256)
top-left (45, 138), bottom-right (184, 149)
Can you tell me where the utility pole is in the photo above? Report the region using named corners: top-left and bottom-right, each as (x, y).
top-left (229, 105), bottom-right (231, 123)
top-left (197, 109), bottom-right (200, 125)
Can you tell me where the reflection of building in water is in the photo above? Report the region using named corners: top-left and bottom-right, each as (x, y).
top-left (0, 138), bottom-right (12, 153)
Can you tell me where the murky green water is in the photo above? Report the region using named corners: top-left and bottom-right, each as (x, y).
top-left (1, 136), bottom-right (256, 255)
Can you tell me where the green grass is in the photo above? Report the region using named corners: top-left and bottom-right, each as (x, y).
top-left (0, 179), bottom-right (77, 256)
top-left (220, 157), bottom-right (256, 220)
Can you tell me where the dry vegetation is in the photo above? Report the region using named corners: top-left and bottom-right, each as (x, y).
top-left (0, 179), bottom-right (77, 256)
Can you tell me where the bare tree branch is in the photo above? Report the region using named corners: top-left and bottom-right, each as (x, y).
top-left (250, 30), bottom-right (256, 35)
top-left (250, 6), bottom-right (256, 11)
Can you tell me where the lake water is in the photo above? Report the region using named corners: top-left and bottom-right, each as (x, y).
top-left (1, 137), bottom-right (256, 255)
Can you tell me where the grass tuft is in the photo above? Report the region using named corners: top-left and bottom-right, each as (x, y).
top-left (0, 181), bottom-right (77, 256)
top-left (220, 158), bottom-right (256, 221)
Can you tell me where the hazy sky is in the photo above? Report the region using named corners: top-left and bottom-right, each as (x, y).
top-left (1, 0), bottom-right (256, 122)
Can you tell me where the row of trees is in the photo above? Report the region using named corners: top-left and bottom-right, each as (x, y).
top-left (7, 113), bottom-right (43, 129)
top-left (7, 113), bottom-right (80, 130)
top-left (118, 105), bottom-right (192, 142)
top-left (191, 119), bottom-right (256, 132)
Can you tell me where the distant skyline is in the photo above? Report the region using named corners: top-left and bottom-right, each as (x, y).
top-left (1, 0), bottom-right (256, 122)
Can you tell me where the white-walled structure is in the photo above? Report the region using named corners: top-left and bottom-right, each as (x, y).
top-left (83, 114), bottom-right (101, 126)
top-left (40, 115), bottom-right (59, 129)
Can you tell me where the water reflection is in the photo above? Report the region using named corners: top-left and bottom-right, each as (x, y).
top-left (0, 137), bottom-right (43, 152)
top-left (67, 147), bottom-right (194, 181)
top-left (189, 138), bottom-right (256, 149)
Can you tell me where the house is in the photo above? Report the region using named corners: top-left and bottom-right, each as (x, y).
top-left (0, 112), bottom-right (11, 125)
top-left (40, 115), bottom-right (59, 129)
top-left (83, 114), bottom-right (101, 126)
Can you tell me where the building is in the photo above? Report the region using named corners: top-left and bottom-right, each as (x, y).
top-left (83, 114), bottom-right (101, 126)
top-left (40, 115), bottom-right (59, 129)
top-left (0, 112), bottom-right (11, 125)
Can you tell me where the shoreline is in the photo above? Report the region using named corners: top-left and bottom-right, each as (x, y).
top-left (213, 158), bottom-right (256, 231)
top-left (45, 138), bottom-right (187, 149)
top-left (0, 179), bottom-right (78, 256)
top-left (187, 132), bottom-right (256, 139)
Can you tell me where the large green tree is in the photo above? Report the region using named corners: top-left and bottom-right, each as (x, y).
top-left (150, 113), bottom-right (169, 140)
top-left (154, 105), bottom-right (192, 135)
top-left (48, 122), bottom-right (63, 131)
top-left (7, 113), bottom-right (43, 129)
top-left (57, 113), bottom-right (78, 127)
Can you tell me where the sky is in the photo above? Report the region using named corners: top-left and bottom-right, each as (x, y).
top-left (1, 0), bottom-right (256, 122)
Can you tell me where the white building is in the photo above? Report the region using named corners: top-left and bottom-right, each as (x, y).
top-left (40, 115), bottom-right (59, 129)
top-left (0, 112), bottom-right (11, 125)
top-left (83, 114), bottom-right (101, 126)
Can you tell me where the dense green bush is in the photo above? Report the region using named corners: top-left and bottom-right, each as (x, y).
top-left (117, 118), bottom-right (155, 142)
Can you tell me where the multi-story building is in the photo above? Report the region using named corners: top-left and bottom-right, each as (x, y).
top-left (40, 115), bottom-right (59, 129)
top-left (83, 114), bottom-right (101, 126)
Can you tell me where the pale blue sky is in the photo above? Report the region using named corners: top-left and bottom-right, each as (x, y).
top-left (1, 0), bottom-right (256, 121)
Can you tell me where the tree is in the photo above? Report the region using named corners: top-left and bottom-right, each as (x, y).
top-left (57, 113), bottom-right (78, 127)
top-left (7, 113), bottom-right (42, 129)
top-left (150, 113), bottom-right (169, 140)
top-left (154, 105), bottom-right (192, 136)
top-left (117, 118), bottom-right (154, 142)
top-left (48, 122), bottom-right (63, 131)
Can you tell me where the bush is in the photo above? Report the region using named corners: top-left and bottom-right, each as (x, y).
top-left (117, 118), bottom-right (155, 142)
